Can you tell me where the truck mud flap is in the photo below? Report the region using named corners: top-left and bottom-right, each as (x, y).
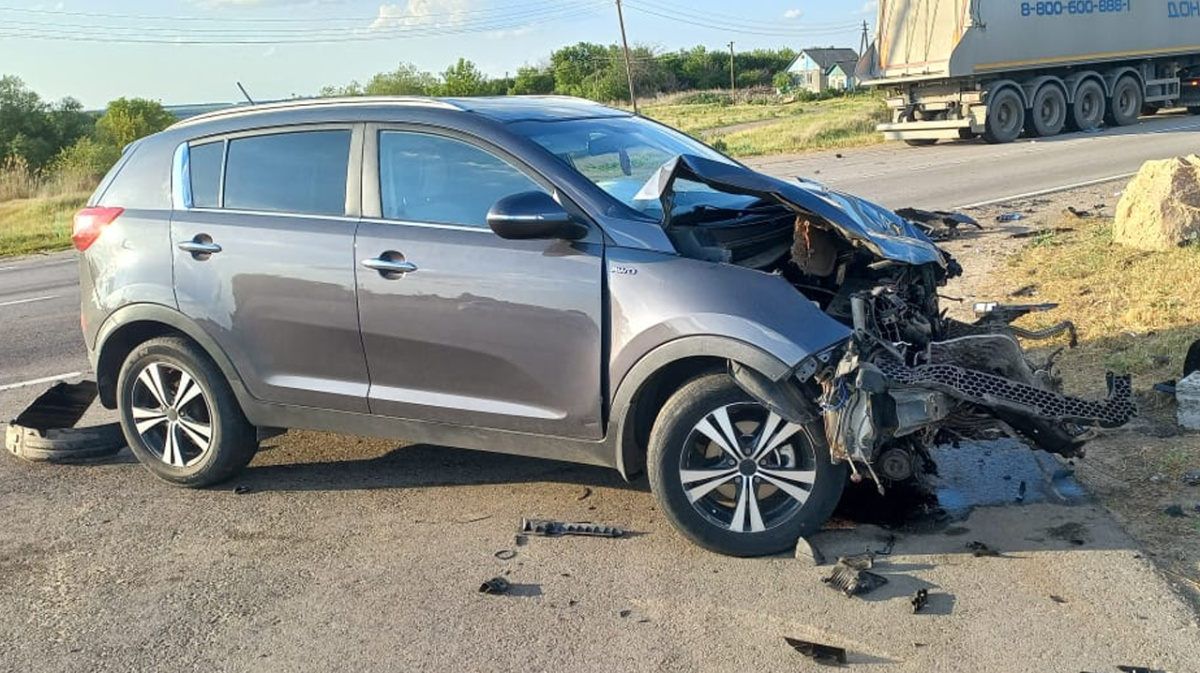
top-left (4, 380), bottom-right (125, 463)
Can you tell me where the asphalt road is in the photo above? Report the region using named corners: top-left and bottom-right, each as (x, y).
top-left (745, 110), bottom-right (1200, 210)
top-left (3, 118), bottom-right (1200, 671)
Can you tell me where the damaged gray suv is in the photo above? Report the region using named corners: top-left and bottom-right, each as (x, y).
top-left (75, 96), bottom-right (1136, 556)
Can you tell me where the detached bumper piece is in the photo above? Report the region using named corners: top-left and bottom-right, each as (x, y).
top-left (518, 517), bottom-right (625, 538)
top-left (4, 381), bottom-right (125, 463)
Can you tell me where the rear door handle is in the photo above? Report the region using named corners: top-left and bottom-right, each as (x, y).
top-left (362, 256), bottom-right (418, 277)
top-left (178, 236), bottom-right (222, 259)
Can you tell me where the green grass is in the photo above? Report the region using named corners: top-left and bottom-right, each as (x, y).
top-left (641, 94), bottom-right (889, 157)
top-left (0, 193), bottom-right (89, 257)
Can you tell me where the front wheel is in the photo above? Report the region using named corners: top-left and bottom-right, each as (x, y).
top-left (647, 374), bottom-right (847, 557)
top-left (117, 336), bottom-right (258, 487)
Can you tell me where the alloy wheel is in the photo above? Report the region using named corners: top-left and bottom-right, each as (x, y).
top-left (129, 362), bottom-right (213, 468)
top-left (678, 403), bottom-right (817, 534)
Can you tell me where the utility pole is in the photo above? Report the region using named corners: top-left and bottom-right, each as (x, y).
top-left (615, 0), bottom-right (639, 114)
top-left (859, 21), bottom-right (869, 56)
top-left (728, 41), bottom-right (736, 93)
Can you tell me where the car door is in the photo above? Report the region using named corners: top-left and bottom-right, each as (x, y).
top-left (355, 125), bottom-right (604, 438)
top-left (171, 124), bottom-right (371, 413)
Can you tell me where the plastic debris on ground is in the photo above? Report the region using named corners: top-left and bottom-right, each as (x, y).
top-left (824, 553), bottom-right (888, 597)
top-left (911, 589), bottom-right (929, 613)
top-left (995, 212), bottom-right (1025, 222)
top-left (478, 577), bottom-right (511, 595)
top-left (1184, 470), bottom-right (1200, 486)
top-left (784, 637), bottom-right (848, 665)
top-left (518, 517), bottom-right (624, 538)
top-left (4, 380), bottom-right (125, 463)
top-left (966, 541), bottom-right (1001, 557)
top-left (1163, 504), bottom-right (1186, 518)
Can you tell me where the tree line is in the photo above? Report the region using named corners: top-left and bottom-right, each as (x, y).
top-left (321, 42), bottom-right (799, 101)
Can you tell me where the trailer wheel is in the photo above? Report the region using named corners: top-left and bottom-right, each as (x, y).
top-left (1068, 78), bottom-right (1106, 131)
top-left (982, 87), bottom-right (1025, 144)
top-left (1105, 76), bottom-right (1142, 127)
top-left (1026, 84), bottom-right (1067, 137)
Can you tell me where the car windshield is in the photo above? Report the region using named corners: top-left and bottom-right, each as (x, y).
top-left (508, 116), bottom-right (760, 221)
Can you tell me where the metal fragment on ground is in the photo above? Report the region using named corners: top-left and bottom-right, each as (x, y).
top-left (493, 549), bottom-right (517, 561)
top-left (1163, 505), bottom-right (1186, 518)
top-left (1183, 470), bottom-right (1200, 486)
top-left (518, 517), bottom-right (624, 538)
top-left (911, 588), bottom-right (929, 613)
top-left (824, 556), bottom-right (888, 597)
top-left (966, 541), bottom-right (1001, 557)
top-left (784, 637), bottom-right (848, 665)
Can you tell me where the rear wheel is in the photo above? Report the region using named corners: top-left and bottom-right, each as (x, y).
top-left (1105, 75), bottom-right (1143, 127)
top-left (982, 87), bottom-right (1025, 144)
top-left (117, 336), bottom-right (258, 487)
top-left (1068, 78), bottom-right (1106, 131)
top-left (647, 374), bottom-right (847, 557)
top-left (1026, 84), bottom-right (1067, 137)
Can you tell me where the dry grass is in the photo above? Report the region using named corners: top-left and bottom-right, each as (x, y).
top-left (995, 214), bottom-right (1200, 399)
top-left (0, 193), bottom-right (90, 257)
top-left (641, 94), bottom-right (888, 155)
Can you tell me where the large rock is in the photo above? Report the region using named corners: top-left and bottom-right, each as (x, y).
top-left (1113, 154), bottom-right (1200, 250)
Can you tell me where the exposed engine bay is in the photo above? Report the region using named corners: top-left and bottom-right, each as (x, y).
top-left (639, 154), bottom-right (1138, 494)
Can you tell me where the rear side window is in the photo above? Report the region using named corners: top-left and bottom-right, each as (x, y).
top-left (379, 131), bottom-right (544, 227)
top-left (189, 141), bottom-right (223, 208)
top-left (223, 130), bottom-right (350, 216)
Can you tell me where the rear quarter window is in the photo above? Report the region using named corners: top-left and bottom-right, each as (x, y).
top-left (188, 141), bottom-right (224, 209)
top-left (223, 130), bottom-right (350, 216)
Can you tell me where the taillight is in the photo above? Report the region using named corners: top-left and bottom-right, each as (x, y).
top-left (72, 206), bottom-right (124, 251)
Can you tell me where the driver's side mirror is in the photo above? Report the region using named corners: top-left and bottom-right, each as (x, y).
top-left (487, 191), bottom-right (588, 241)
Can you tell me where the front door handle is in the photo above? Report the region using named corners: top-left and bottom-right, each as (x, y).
top-left (178, 235), bottom-right (222, 259)
top-left (362, 255), bottom-right (418, 278)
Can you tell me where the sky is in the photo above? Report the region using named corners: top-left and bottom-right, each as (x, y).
top-left (0, 0), bottom-right (878, 107)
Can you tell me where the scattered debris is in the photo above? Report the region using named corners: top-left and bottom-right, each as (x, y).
top-left (576, 487), bottom-right (593, 501)
top-left (895, 207), bottom-right (982, 240)
top-left (875, 534), bottom-right (897, 556)
top-left (911, 588), bottom-right (929, 613)
top-left (1164, 504), bottom-right (1186, 518)
top-left (1150, 474), bottom-right (1168, 484)
top-left (232, 485), bottom-right (251, 495)
top-left (519, 517), bottom-right (624, 538)
top-left (995, 211), bottom-right (1025, 222)
top-left (1016, 480), bottom-right (1027, 502)
top-left (966, 541), bottom-right (1001, 557)
top-left (835, 153), bottom-right (844, 159)
top-left (1184, 471), bottom-right (1200, 486)
top-left (4, 380), bottom-right (125, 463)
top-left (824, 555), bottom-right (888, 597)
top-left (619, 609), bottom-right (632, 618)
top-left (514, 534), bottom-right (527, 546)
top-left (1150, 354), bottom-right (1172, 366)
top-left (479, 577), bottom-right (511, 595)
top-left (1009, 284), bottom-right (1038, 298)
top-left (794, 536), bottom-right (826, 566)
top-left (494, 549), bottom-right (517, 561)
top-left (1063, 206), bottom-right (1092, 218)
top-left (1116, 666), bottom-right (1168, 673)
top-left (1050, 595), bottom-right (1068, 604)
top-left (784, 637), bottom-right (848, 666)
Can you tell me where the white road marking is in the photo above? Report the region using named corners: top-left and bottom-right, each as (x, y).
top-left (0, 371), bottom-right (86, 392)
top-left (954, 172), bottom-right (1139, 210)
top-left (0, 295), bottom-right (59, 308)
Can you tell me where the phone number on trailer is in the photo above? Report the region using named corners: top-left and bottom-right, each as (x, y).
top-left (1021, 0), bottom-right (1131, 15)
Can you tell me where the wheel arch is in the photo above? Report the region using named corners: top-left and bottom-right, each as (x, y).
top-left (984, 79), bottom-right (1028, 108)
top-left (1021, 76), bottom-right (1068, 106)
top-left (93, 304), bottom-right (248, 410)
top-left (1103, 67), bottom-right (1144, 96)
top-left (1065, 71), bottom-right (1107, 101)
top-left (609, 336), bottom-right (797, 482)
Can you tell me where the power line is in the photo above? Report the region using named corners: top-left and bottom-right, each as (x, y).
top-left (623, 0), bottom-right (860, 38)
top-left (0, 4), bottom-right (607, 44)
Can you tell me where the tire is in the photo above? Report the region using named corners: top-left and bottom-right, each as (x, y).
top-left (1068, 78), bottom-right (1106, 131)
top-left (982, 87), bottom-right (1025, 144)
top-left (904, 139), bottom-right (938, 147)
top-left (116, 336), bottom-right (258, 487)
top-left (647, 373), bottom-right (847, 557)
top-left (1105, 76), bottom-right (1143, 127)
top-left (1025, 84), bottom-right (1067, 137)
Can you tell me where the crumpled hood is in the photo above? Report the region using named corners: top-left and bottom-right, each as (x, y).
top-left (635, 154), bottom-right (947, 267)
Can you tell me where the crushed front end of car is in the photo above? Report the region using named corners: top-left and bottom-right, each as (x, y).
top-left (641, 154), bottom-right (1137, 493)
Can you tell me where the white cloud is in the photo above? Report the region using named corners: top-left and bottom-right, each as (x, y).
top-left (370, 0), bottom-right (472, 30)
top-left (782, 8), bottom-right (802, 19)
top-left (855, 1), bottom-right (878, 15)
